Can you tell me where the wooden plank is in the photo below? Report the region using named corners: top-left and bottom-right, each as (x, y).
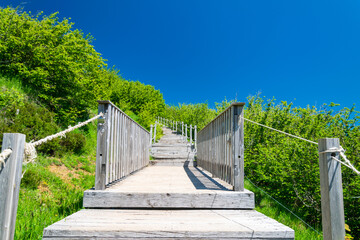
top-left (105, 104), bottom-right (112, 185)
top-left (318, 138), bottom-right (345, 240)
top-left (0, 133), bottom-right (26, 240)
top-left (85, 165), bottom-right (254, 209)
top-left (234, 105), bottom-right (244, 191)
top-left (83, 191), bottom-right (254, 209)
top-left (115, 110), bottom-right (120, 180)
top-left (43, 209), bottom-right (294, 239)
top-left (95, 104), bottom-right (107, 190)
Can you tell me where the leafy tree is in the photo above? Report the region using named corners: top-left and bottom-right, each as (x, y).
top-left (0, 7), bottom-right (109, 125)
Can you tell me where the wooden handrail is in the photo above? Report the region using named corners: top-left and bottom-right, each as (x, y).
top-left (95, 101), bottom-right (150, 190)
top-left (196, 103), bottom-right (245, 191)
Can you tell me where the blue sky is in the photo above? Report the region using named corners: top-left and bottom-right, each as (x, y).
top-left (3, 0), bottom-right (360, 109)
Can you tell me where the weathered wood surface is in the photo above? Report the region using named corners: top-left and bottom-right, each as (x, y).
top-left (0, 133), bottom-right (26, 240)
top-left (150, 127), bottom-right (195, 164)
top-left (318, 138), bottom-right (345, 240)
top-left (43, 209), bottom-right (294, 239)
top-left (84, 165), bottom-right (254, 209)
top-left (197, 102), bottom-right (245, 191)
top-left (95, 101), bottom-right (150, 190)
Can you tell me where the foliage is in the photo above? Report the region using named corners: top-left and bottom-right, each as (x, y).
top-left (0, 75), bottom-right (87, 156)
top-left (163, 95), bottom-right (360, 237)
top-left (15, 122), bottom-right (98, 239)
top-left (244, 179), bottom-right (322, 239)
top-left (243, 94), bottom-right (360, 237)
top-left (17, 152), bottom-right (96, 239)
top-left (163, 102), bottom-right (216, 130)
top-left (0, 7), bottom-right (110, 125)
top-left (110, 79), bottom-right (165, 129)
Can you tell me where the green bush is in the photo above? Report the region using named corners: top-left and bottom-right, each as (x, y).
top-left (0, 7), bottom-right (109, 125)
top-left (164, 95), bottom-right (360, 237)
top-left (0, 79), bottom-right (87, 156)
top-left (59, 131), bottom-right (86, 154)
top-left (243, 95), bottom-right (360, 237)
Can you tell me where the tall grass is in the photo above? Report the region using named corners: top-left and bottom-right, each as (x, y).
top-left (244, 179), bottom-right (322, 240)
top-left (15, 122), bottom-right (98, 239)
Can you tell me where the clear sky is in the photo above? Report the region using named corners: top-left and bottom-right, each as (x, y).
top-left (3, 0), bottom-right (360, 109)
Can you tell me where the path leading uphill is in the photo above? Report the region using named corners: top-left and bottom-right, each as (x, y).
top-left (43, 127), bottom-right (294, 239)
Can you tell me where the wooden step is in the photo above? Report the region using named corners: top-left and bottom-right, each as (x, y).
top-left (150, 159), bottom-right (196, 166)
top-left (151, 153), bottom-right (195, 159)
top-left (43, 209), bottom-right (295, 239)
top-left (83, 165), bottom-right (254, 209)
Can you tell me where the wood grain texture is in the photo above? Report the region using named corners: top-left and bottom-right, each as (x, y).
top-left (197, 103), bottom-right (245, 190)
top-left (84, 165), bottom-right (254, 209)
top-left (43, 209), bottom-right (294, 239)
top-left (95, 101), bottom-right (150, 189)
top-left (318, 138), bottom-right (345, 240)
top-left (0, 133), bottom-right (26, 240)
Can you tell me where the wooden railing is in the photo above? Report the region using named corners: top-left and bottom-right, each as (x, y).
top-left (157, 117), bottom-right (197, 147)
top-left (95, 101), bottom-right (150, 190)
top-left (197, 103), bottom-right (245, 191)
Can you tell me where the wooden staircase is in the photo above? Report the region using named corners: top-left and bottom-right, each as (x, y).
top-left (150, 127), bottom-right (195, 165)
top-left (43, 126), bottom-right (294, 239)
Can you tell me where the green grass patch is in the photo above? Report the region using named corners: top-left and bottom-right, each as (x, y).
top-left (14, 123), bottom-right (98, 239)
top-left (245, 179), bottom-right (323, 240)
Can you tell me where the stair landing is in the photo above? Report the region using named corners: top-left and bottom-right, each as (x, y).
top-left (83, 165), bottom-right (254, 209)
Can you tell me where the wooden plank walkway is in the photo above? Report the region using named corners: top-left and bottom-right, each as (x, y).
top-left (43, 209), bottom-right (294, 239)
top-left (83, 165), bottom-right (254, 209)
top-left (43, 127), bottom-right (294, 239)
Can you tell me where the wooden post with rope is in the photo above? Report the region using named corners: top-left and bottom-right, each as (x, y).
top-left (318, 138), bottom-right (345, 240)
top-left (0, 133), bottom-right (26, 240)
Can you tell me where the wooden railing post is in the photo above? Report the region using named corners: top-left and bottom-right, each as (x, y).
top-left (190, 125), bottom-right (193, 143)
top-left (153, 123), bottom-right (157, 144)
top-left (95, 102), bottom-right (109, 190)
top-left (182, 122), bottom-right (184, 137)
top-left (196, 103), bottom-right (245, 191)
top-left (176, 121), bottom-right (178, 133)
top-left (0, 133), bottom-right (26, 240)
top-left (194, 125), bottom-right (197, 149)
top-left (149, 125), bottom-right (153, 145)
top-left (95, 101), bottom-right (150, 189)
top-left (318, 138), bottom-right (345, 240)
top-left (185, 124), bottom-right (188, 142)
top-left (233, 104), bottom-right (244, 191)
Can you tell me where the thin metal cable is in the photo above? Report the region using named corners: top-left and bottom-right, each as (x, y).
top-left (245, 175), bottom-right (322, 235)
top-left (242, 117), bottom-right (318, 145)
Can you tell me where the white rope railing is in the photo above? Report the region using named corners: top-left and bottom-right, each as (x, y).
top-left (0, 113), bottom-right (103, 168)
top-left (244, 116), bottom-right (360, 175)
top-left (24, 112), bottom-right (103, 164)
top-left (243, 117), bottom-right (318, 145)
top-left (0, 148), bottom-right (13, 168)
top-left (319, 146), bottom-right (360, 175)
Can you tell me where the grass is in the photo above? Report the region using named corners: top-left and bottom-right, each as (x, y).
top-left (244, 179), bottom-right (323, 240)
top-left (14, 123), bottom-right (98, 240)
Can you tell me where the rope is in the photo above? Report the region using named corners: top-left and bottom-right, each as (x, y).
top-left (244, 117), bottom-right (360, 175)
top-left (0, 149), bottom-right (12, 169)
top-left (243, 117), bottom-right (318, 145)
top-left (319, 146), bottom-right (360, 175)
top-left (23, 113), bottom-right (103, 164)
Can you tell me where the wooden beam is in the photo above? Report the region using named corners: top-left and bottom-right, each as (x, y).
top-left (0, 133), bottom-right (26, 240)
top-left (95, 103), bottom-right (108, 190)
top-left (318, 138), bottom-right (345, 240)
